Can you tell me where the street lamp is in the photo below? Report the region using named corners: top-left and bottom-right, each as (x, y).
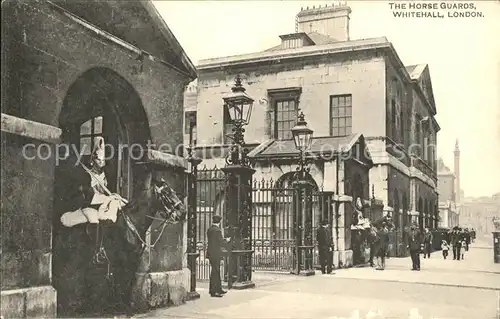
top-left (291, 111), bottom-right (314, 181)
top-left (291, 111), bottom-right (313, 152)
top-left (221, 75), bottom-right (256, 289)
top-left (290, 112), bottom-right (315, 276)
top-left (223, 75), bottom-right (254, 166)
top-left (186, 137), bottom-right (202, 300)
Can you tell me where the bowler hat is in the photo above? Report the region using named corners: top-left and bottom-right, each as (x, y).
top-left (321, 220), bottom-right (329, 226)
top-left (212, 215), bottom-right (222, 223)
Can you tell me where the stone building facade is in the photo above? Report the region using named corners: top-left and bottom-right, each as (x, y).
top-left (185, 4), bottom-right (439, 260)
top-left (1, 0), bottom-right (196, 317)
top-left (437, 157), bottom-right (459, 228)
top-left (460, 195), bottom-right (500, 237)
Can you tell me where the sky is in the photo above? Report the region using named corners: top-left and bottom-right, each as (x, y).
top-left (153, 0), bottom-right (500, 197)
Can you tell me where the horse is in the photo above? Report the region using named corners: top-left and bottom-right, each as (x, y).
top-left (53, 176), bottom-right (185, 317)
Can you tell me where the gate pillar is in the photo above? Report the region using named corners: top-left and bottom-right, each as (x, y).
top-left (221, 164), bottom-right (256, 289)
top-left (293, 180), bottom-right (315, 276)
top-left (186, 147), bottom-right (202, 300)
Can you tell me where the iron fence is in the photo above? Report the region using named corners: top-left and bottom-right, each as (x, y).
top-left (193, 167), bottom-right (334, 277)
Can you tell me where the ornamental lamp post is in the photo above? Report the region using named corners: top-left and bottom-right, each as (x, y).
top-left (221, 75), bottom-right (256, 289)
top-left (223, 75), bottom-right (254, 155)
top-left (186, 127), bottom-right (202, 300)
top-left (291, 112), bottom-right (314, 177)
top-left (290, 112), bottom-right (315, 276)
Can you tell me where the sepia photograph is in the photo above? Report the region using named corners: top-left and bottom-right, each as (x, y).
top-left (1, 1), bottom-right (499, 318)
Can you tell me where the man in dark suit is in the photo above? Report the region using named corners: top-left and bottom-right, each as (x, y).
top-left (207, 215), bottom-right (228, 297)
top-left (375, 222), bottom-right (389, 270)
top-left (316, 220), bottom-right (334, 274)
top-left (423, 228), bottom-right (433, 259)
top-left (407, 225), bottom-right (422, 271)
top-left (451, 227), bottom-right (462, 260)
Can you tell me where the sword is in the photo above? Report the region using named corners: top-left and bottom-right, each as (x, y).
top-left (79, 162), bottom-right (128, 205)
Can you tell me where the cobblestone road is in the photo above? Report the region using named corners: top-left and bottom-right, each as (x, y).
top-left (137, 245), bottom-right (500, 319)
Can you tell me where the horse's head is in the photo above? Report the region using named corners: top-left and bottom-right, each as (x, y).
top-left (117, 179), bottom-right (186, 250)
top-left (152, 178), bottom-right (186, 223)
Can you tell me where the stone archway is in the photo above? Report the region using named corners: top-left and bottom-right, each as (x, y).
top-left (273, 171), bottom-right (319, 238)
top-left (53, 67), bottom-right (151, 316)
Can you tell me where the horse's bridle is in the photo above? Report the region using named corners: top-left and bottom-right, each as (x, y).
top-left (122, 181), bottom-right (184, 250)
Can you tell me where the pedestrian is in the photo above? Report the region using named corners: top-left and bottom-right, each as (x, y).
top-left (407, 224), bottom-right (422, 271)
top-left (316, 220), bottom-right (334, 274)
top-left (460, 240), bottom-right (466, 260)
top-left (441, 239), bottom-right (449, 259)
top-left (423, 228), bottom-right (433, 259)
top-left (206, 215), bottom-right (229, 297)
top-left (450, 227), bottom-right (461, 260)
top-left (464, 228), bottom-right (470, 251)
top-left (375, 222), bottom-right (389, 270)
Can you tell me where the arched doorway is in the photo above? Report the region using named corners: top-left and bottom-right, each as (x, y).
top-left (53, 67), bottom-right (151, 316)
top-left (347, 173), bottom-right (365, 264)
top-left (272, 172), bottom-right (319, 238)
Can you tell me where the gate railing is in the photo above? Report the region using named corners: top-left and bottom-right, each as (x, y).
top-left (252, 179), bottom-right (296, 272)
top-left (193, 168), bottom-right (335, 278)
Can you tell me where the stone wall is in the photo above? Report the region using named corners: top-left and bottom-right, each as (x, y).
top-left (196, 51), bottom-right (386, 145)
top-left (1, 1), bottom-right (193, 317)
top-left (1, 133), bottom-right (57, 318)
top-left (5, 1), bottom-right (187, 146)
top-left (414, 177), bottom-right (439, 228)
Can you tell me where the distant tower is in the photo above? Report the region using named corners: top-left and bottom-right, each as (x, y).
top-left (454, 139), bottom-right (461, 203)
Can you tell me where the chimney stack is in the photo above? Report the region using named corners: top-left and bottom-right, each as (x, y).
top-left (296, 3), bottom-right (351, 41)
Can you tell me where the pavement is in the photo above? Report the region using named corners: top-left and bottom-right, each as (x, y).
top-left (136, 245), bottom-right (500, 319)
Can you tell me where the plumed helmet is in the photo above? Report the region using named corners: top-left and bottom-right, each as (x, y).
top-left (91, 137), bottom-right (105, 163)
top-left (355, 197), bottom-right (363, 210)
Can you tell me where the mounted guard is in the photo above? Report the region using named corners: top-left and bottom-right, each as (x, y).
top-left (55, 136), bottom-right (187, 315)
top-left (60, 137), bottom-right (126, 227)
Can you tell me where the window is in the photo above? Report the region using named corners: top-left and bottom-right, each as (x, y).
top-left (330, 94), bottom-right (352, 137)
top-left (184, 111), bottom-right (197, 145)
top-left (391, 99), bottom-right (397, 139)
top-left (79, 116), bottom-right (103, 155)
top-left (415, 114), bottom-right (422, 157)
top-left (184, 111), bottom-right (196, 134)
top-left (391, 80), bottom-right (403, 143)
top-left (268, 87), bottom-right (302, 140)
top-left (399, 110), bottom-right (405, 146)
top-left (275, 100), bottom-right (297, 140)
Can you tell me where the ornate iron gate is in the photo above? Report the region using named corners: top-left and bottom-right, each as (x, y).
top-left (252, 178), bottom-right (333, 272)
top-left (252, 179), bottom-right (296, 272)
top-left (195, 166), bottom-right (226, 281)
top-left (194, 167), bottom-right (334, 278)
